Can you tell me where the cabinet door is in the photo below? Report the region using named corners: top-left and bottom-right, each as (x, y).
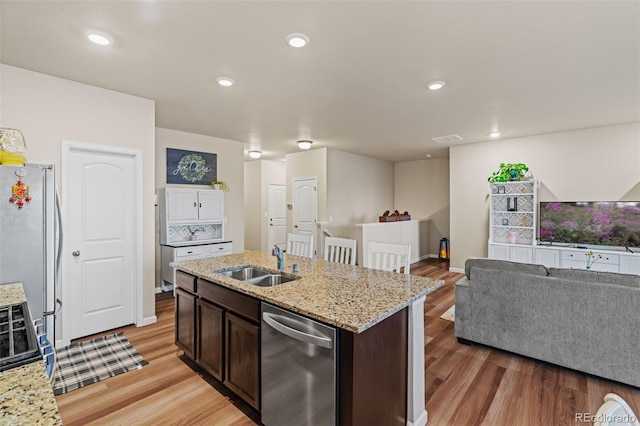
top-left (620, 254), bottom-right (640, 275)
top-left (167, 189), bottom-right (198, 221)
top-left (175, 288), bottom-right (196, 359)
top-left (197, 299), bottom-right (225, 381)
top-left (510, 246), bottom-right (533, 263)
top-left (225, 312), bottom-right (260, 410)
top-left (198, 190), bottom-right (223, 220)
top-left (488, 243), bottom-right (509, 260)
top-left (534, 247), bottom-right (560, 268)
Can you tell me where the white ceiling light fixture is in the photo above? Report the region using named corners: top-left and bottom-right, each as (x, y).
top-left (286, 33), bottom-right (310, 48)
top-left (216, 77), bottom-right (235, 87)
top-left (427, 80), bottom-right (446, 90)
top-left (297, 140), bottom-right (313, 150)
top-left (490, 131), bottom-right (501, 138)
top-left (87, 33), bottom-right (111, 46)
top-left (248, 150), bottom-right (262, 159)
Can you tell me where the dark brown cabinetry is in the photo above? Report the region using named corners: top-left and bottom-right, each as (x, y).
top-left (196, 299), bottom-right (224, 381)
top-left (225, 312), bottom-right (260, 409)
top-left (175, 271), bottom-right (260, 410)
top-left (175, 286), bottom-right (196, 359)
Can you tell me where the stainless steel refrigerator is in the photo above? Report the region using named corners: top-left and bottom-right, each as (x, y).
top-left (0, 164), bottom-right (62, 344)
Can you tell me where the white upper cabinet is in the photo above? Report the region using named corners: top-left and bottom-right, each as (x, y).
top-left (197, 190), bottom-right (224, 220)
top-left (159, 188), bottom-right (225, 246)
top-left (166, 189), bottom-right (199, 221)
top-left (162, 188), bottom-right (224, 222)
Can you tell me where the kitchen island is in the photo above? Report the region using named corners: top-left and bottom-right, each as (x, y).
top-left (173, 250), bottom-right (444, 426)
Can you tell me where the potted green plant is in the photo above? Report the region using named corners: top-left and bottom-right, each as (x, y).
top-left (210, 180), bottom-right (229, 191)
top-left (487, 163), bottom-right (529, 183)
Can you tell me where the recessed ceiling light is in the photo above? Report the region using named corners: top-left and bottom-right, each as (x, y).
top-left (248, 150), bottom-right (262, 159)
top-left (297, 140), bottom-right (313, 150)
top-left (490, 132), bottom-right (501, 138)
top-left (427, 81), bottom-right (446, 90)
top-left (88, 33), bottom-right (111, 46)
top-left (286, 33), bottom-right (310, 48)
top-left (216, 77), bottom-right (235, 87)
top-left (426, 154), bottom-right (432, 158)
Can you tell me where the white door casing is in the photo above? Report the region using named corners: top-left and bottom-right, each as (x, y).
top-left (267, 183), bottom-right (286, 251)
top-left (293, 177), bottom-right (317, 255)
top-left (61, 140), bottom-right (142, 344)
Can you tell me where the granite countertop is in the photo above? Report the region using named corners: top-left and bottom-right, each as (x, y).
top-left (0, 283), bottom-right (62, 425)
top-left (173, 250), bottom-right (444, 333)
top-left (0, 283), bottom-right (27, 306)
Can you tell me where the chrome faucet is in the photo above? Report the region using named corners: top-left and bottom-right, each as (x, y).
top-left (272, 245), bottom-right (284, 271)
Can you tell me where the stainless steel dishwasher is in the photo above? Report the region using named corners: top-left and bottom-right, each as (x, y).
top-left (261, 302), bottom-right (337, 426)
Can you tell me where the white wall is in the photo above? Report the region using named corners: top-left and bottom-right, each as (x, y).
top-left (394, 157), bottom-right (450, 257)
top-left (0, 64), bottom-right (157, 323)
top-left (326, 148), bottom-right (394, 226)
top-left (450, 122), bottom-right (640, 271)
top-left (244, 159), bottom-right (286, 252)
top-left (244, 161), bottom-right (262, 251)
top-left (155, 127), bottom-right (245, 287)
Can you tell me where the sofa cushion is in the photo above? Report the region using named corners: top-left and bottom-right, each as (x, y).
top-left (547, 267), bottom-right (640, 288)
top-left (464, 258), bottom-right (548, 280)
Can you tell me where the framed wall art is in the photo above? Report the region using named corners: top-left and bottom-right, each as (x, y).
top-left (166, 148), bottom-right (217, 185)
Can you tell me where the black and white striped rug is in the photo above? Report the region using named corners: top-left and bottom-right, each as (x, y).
top-left (53, 332), bottom-right (148, 396)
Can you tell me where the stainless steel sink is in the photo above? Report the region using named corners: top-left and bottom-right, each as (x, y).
top-left (214, 265), bottom-right (298, 287)
top-left (215, 265), bottom-right (272, 280)
top-left (245, 274), bottom-right (298, 287)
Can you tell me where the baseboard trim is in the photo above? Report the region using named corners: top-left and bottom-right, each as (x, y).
top-left (411, 254), bottom-right (438, 264)
top-left (449, 266), bottom-right (464, 274)
top-left (138, 315), bottom-right (157, 327)
top-left (407, 409), bottom-right (428, 426)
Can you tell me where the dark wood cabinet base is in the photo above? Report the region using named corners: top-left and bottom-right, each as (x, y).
top-left (339, 308), bottom-right (408, 426)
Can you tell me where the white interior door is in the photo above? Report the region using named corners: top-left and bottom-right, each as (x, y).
top-left (293, 178), bottom-right (317, 255)
top-left (267, 184), bottom-right (286, 250)
top-left (64, 143), bottom-right (137, 340)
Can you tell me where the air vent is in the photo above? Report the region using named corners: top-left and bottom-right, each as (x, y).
top-left (432, 134), bottom-right (464, 144)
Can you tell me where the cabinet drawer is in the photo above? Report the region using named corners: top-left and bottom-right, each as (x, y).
top-left (209, 242), bottom-right (233, 256)
top-left (175, 271), bottom-right (196, 292)
top-left (176, 246), bottom-right (209, 258)
top-left (176, 246), bottom-right (208, 258)
top-left (561, 259), bottom-right (619, 272)
top-left (198, 279), bottom-right (259, 323)
top-left (561, 250), bottom-right (619, 265)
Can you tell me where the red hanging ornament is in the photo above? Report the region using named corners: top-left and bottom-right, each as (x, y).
top-left (9, 168), bottom-right (31, 208)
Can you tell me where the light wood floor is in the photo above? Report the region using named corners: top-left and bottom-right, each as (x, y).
top-left (55, 259), bottom-right (640, 425)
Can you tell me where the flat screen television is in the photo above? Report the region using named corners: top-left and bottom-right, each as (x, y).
top-left (539, 201), bottom-right (640, 248)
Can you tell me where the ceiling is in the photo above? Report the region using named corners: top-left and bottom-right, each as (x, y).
top-left (1, 1), bottom-right (638, 163)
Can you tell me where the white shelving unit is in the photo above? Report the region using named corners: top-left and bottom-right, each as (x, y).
top-left (159, 187), bottom-right (231, 291)
top-left (488, 180), bottom-right (537, 262)
top-left (159, 187), bottom-right (225, 246)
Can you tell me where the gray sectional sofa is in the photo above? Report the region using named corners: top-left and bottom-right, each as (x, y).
top-left (455, 258), bottom-right (640, 388)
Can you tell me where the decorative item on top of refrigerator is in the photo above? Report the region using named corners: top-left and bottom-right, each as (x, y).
top-left (0, 128), bottom-right (28, 165)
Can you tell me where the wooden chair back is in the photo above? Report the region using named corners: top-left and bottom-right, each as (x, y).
top-left (366, 241), bottom-right (410, 274)
top-left (286, 233), bottom-right (314, 258)
top-left (324, 237), bottom-right (357, 265)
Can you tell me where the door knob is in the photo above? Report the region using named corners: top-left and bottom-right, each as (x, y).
top-left (72, 250), bottom-right (81, 257)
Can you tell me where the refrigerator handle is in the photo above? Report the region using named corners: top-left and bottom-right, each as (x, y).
top-left (44, 298), bottom-right (62, 317)
top-left (55, 186), bottom-right (63, 276)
